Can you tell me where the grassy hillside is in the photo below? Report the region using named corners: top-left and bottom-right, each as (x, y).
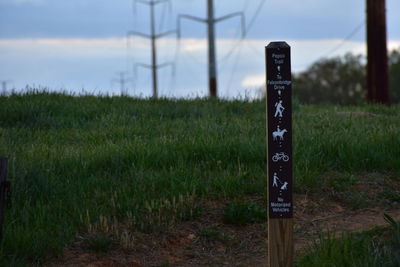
top-left (0, 91), bottom-right (399, 265)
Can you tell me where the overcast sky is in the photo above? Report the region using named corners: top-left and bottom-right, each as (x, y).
top-left (0, 0), bottom-right (399, 98)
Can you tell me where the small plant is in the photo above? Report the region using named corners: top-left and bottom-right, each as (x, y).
top-left (198, 228), bottom-right (234, 244)
top-left (198, 228), bottom-right (221, 241)
top-left (383, 213), bottom-right (400, 232)
top-left (328, 174), bottom-right (358, 192)
top-left (349, 192), bottom-right (367, 210)
top-left (159, 261), bottom-right (173, 267)
top-left (84, 234), bottom-right (114, 253)
top-left (383, 213), bottom-right (400, 260)
top-left (223, 201), bottom-right (266, 226)
top-left (378, 189), bottom-right (400, 204)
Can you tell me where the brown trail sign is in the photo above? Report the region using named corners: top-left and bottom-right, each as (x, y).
top-left (266, 42), bottom-right (294, 266)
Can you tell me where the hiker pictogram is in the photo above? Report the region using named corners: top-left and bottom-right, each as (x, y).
top-left (274, 101), bottom-right (285, 117)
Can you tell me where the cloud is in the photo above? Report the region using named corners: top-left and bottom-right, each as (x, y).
top-left (181, 39), bottom-right (207, 52)
top-left (1, 36), bottom-right (399, 98)
top-left (241, 74), bottom-right (264, 88)
top-left (388, 41), bottom-right (400, 51)
top-left (0, 37), bottom-right (147, 60)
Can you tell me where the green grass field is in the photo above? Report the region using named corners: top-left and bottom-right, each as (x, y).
top-left (0, 91), bottom-right (399, 265)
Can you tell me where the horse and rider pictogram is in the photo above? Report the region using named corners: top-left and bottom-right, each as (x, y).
top-left (272, 126), bottom-right (287, 141)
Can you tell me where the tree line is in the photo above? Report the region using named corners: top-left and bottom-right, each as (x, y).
top-left (293, 49), bottom-right (400, 105)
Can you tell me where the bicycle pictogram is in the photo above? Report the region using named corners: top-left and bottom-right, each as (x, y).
top-left (272, 152), bottom-right (289, 162)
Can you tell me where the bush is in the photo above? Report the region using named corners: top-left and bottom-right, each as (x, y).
top-left (294, 53), bottom-right (366, 105)
top-left (292, 49), bottom-right (400, 105)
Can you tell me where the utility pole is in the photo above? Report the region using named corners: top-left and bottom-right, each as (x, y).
top-left (0, 80), bottom-right (12, 95)
top-left (366, 0), bottom-right (389, 104)
top-left (112, 72), bottom-right (131, 96)
top-left (128, 0), bottom-right (175, 99)
top-left (207, 0), bottom-right (217, 98)
top-left (178, 0), bottom-right (245, 98)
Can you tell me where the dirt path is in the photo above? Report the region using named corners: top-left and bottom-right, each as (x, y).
top-left (45, 166), bottom-right (400, 266)
top-left (47, 193), bottom-right (400, 267)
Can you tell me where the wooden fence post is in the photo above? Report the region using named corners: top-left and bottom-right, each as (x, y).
top-left (266, 42), bottom-right (294, 267)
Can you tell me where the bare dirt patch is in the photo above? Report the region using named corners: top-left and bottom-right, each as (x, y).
top-left (47, 173), bottom-right (400, 267)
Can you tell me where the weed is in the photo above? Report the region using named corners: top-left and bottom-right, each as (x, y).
top-left (198, 228), bottom-right (221, 241)
top-left (198, 228), bottom-right (234, 244)
top-left (138, 191), bottom-right (200, 232)
top-left (349, 192), bottom-right (368, 210)
top-left (383, 213), bottom-right (400, 232)
top-left (159, 261), bottom-right (173, 267)
top-left (223, 201), bottom-right (266, 226)
top-left (84, 234), bottom-right (115, 253)
top-left (328, 174), bottom-right (358, 192)
top-left (378, 189), bottom-right (400, 204)
top-left (297, 215), bottom-right (400, 266)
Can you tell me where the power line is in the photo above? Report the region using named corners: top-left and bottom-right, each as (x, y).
top-left (219, 0), bottom-right (267, 96)
top-left (246, 0), bottom-right (266, 34)
top-left (177, 0), bottom-right (246, 98)
top-left (218, 0), bottom-right (266, 65)
top-left (127, 0), bottom-right (176, 99)
top-left (179, 49), bottom-right (204, 85)
top-left (319, 20), bottom-right (365, 59)
top-left (168, 37), bottom-right (182, 96)
top-left (158, 1), bottom-right (168, 33)
top-left (242, 0), bottom-right (251, 13)
top-left (294, 20), bottom-right (366, 71)
top-left (225, 37), bottom-right (264, 95)
top-left (226, 41), bottom-right (244, 96)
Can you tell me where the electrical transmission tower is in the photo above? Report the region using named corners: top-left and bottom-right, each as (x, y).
top-left (127, 0), bottom-right (175, 99)
top-left (0, 80), bottom-right (12, 95)
top-left (178, 0), bottom-right (245, 98)
top-left (112, 72), bottom-right (131, 96)
top-left (366, 0), bottom-right (389, 104)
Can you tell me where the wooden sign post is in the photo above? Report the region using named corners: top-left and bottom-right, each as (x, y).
top-left (266, 42), bottom-right (294, 266)
top-left (0, 158), bottom-right (9, 240)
